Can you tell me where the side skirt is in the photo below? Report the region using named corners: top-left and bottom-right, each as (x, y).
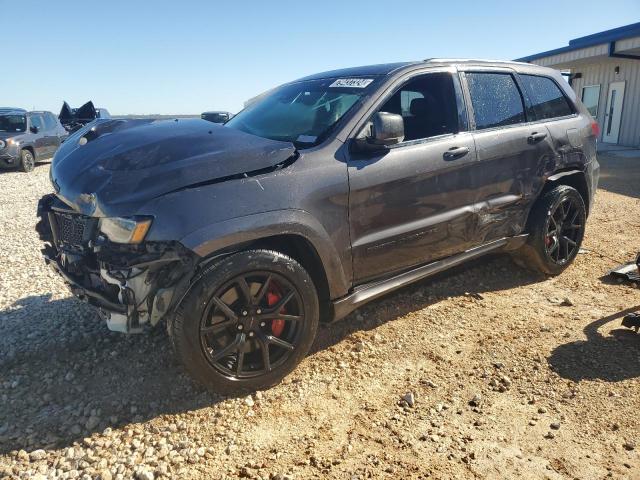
top-left (330, 234), bottom-right (528, 322)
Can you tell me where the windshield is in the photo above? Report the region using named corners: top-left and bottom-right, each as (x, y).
top-left (226, 78), bottom-right (377, 147)
top-left (0, 114), bottom-right (27, 133)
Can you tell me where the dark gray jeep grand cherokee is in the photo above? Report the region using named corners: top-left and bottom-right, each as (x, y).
top-left (37, 59), bottom-right (600, 393)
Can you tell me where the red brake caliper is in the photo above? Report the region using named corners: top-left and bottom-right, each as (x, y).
top-left (266, 291), bottom-right (286, 337)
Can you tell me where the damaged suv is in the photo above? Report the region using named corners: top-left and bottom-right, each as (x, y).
top-left (37, 59), bottom-right (599, 393)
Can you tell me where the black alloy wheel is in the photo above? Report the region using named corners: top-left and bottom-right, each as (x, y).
top-left (544, 195), bottom-right (584, 265)
top-left (169, 249), bottom-right (319, 394)
top-left (515, 185), bottom-right (586, 275)
top-left (199, 271), bottom-right (304, 379)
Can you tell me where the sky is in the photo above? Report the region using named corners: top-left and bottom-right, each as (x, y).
top-left (1, 1), bottom-right (638, 115)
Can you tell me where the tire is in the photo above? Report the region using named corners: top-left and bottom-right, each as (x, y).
top-left (515, 185), bottom-right (586, 275)
top-left (19, 149), bottom-right (35, 173)
top-left (169, 249), bottom-right (319, 395)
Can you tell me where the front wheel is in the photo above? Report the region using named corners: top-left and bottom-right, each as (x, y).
top-left (20, 149), bottom-right (35, 173)
top-left (169, 249), bottom-right (319, 395)
top-left (515, 185), bottom-right (586, 275)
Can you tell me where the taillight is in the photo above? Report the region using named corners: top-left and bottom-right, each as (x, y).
top-left (591, 121), bottom-right (600, 138)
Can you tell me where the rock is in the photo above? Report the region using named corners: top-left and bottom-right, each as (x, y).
top-left (244, 396), bottom-right (255, 407)
top-left (98, 470), bottom-right (113, 480)
top-left (469, 394), bottom-right (482, 407)
top-left (561, 297), bottom-right (574, 306)
top-left (537, 407), bottom-right (547, 414)
top-left (29, 449), bottom-right (47, 461)
top-left (550, 422), bottom-right (561, 430)
top-left (135, 468), bottom-right (155, 480)
top-left (544, 431), bottom-right (555, 439)
top-left (401, 392), bottom-right (415, 408)
top-left (623, 441), bottom-right (635, 451)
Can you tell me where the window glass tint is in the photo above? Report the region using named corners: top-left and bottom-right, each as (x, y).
top-left (581, 85), bottom-right (601, 117)
top-left (521, 74), bottom-right (573, 120)
top-left (43, 113), bottom-right (57, 130)
top-left (377, 73), bottom-right (460, 142)
top-left (226, 78), bottom-right (375, 148)
top-left (0, 114), bottom-right (26, 132)
top-left (466, 73), bottom-right (525, 129)
top-left (30, 114), bottom-right (44, 131)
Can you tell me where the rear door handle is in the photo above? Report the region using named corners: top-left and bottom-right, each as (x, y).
top-left (443, 146), bottom-right (470, 160)
top-left (527, 132), bottom-right (548, 144)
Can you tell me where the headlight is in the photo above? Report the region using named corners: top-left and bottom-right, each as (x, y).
top-left (99, 216), bottom-right (152, 244)
top-left (7, 139), bottom-right (19, 146)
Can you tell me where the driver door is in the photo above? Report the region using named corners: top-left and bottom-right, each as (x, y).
top-left (346, 71), bottom-right (478, 283)
top-left (27, 113), bottom-right (48, 160)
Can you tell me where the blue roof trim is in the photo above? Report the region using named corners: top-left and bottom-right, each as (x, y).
top-left (515, 22), bottom-right (640, 62)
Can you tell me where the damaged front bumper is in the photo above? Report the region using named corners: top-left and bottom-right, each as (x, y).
top-left (36, 194), bottom-right (197, 333)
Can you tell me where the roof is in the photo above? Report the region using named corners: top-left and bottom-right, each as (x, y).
top-left (296, 58), bottom-right (539, 82)
top-left (515, 22), bottom-right (640, 62)
top-left (0, 107), bottom-right (26, 114)
top-left (296, 62), bottom-right (419, 81)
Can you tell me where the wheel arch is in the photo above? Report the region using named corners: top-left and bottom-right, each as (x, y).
top-left (180, 209), bottom-right (351, 310)
top-left (540, 169), bottom-right (591, 216)
top-left (21, 145), bottom-right (35, 158)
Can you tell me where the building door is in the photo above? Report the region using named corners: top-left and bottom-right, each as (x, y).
top-left (602, 81), bottom-right (625, 144)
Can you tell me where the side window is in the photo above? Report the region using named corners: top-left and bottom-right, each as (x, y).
top-left (520, 74), bottom-right (573, 120)
top-left (29, 114), bottom-right (45, 132)
top-left (43, 113), bottom-right (57, 130)
top-left (377, 73), bottom-right (461, 142)
top-left (466, 73), bottom-right (525, 130)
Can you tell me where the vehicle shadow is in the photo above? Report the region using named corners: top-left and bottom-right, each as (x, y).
top-left (0, 160), bottom-right (51, 174)
top-left (0, 254), bottom-right (540, 454)
top-left (311, 254), bottom-right (542, 354)
top-left (547, 306), bottom-right (640, 382)
top-left (0, 294), bottom-right (222, 455)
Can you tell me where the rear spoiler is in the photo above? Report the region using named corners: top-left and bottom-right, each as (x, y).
top-left (58, 101), bottom-right (99, 133)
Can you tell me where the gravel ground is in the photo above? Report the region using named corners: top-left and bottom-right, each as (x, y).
top-left (0, 155), bottom-right (638, 480)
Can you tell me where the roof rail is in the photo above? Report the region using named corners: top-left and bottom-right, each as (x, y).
top-left (424, 58), bottom-right (529, 65)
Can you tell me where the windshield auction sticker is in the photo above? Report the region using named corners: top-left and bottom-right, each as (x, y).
top-left (329, 78), bottom-right (373, 88)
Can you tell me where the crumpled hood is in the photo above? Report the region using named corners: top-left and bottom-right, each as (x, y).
top-left (50, 118), bottom-right (296, 216)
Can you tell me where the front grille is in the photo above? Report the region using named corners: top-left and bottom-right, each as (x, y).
top-left (55, 212), bottom-right (87, 247)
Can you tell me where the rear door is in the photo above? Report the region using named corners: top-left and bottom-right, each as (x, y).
top-left (346, 69), bottom-right (478, 283)
top-left (43, 113), bottom-right (61, 156)
top-left (461, 69), bottom-right (556, 244)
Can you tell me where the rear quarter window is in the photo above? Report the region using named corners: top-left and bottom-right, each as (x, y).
top-left (520, 74), bottom-right (574, 120)
top-left (466, 73), bottom-right (525, 130)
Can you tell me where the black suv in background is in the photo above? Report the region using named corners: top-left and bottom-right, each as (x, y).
top-left (37, 59), bottom-right (599, 393)
top-left (0, 110), bottom-right (67, 172)
top-left (201, 111), bottom-right (233, 123)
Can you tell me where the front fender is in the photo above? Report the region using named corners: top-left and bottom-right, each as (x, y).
top-left (180, 209), bottom-right (350, 299)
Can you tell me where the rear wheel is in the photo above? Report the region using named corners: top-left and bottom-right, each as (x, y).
top-left (20, 149), bottom-right (35, 173)
top-left (515, 185), bottom-right (586, 275)
top-left (169, 250), bottom-right (319, 394)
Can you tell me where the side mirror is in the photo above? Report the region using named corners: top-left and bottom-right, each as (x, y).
top-left (30, 125), bottom-right (39, 134)
top-left (370, 112), bottom-right (404, 146)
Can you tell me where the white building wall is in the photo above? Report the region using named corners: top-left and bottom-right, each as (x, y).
top-left (532, 55), bottom-right (640, 147)
top-left (568, 58), bottom-right (640, 147)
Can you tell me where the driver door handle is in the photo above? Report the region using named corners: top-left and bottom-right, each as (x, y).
top-left (443, 146), bottom-right (470, 160)
top-left (527, 132), bottom-right (548, 144)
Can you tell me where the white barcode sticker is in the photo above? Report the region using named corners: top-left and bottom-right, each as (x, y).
top-left (329, 78), bottom-right (373, 88)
